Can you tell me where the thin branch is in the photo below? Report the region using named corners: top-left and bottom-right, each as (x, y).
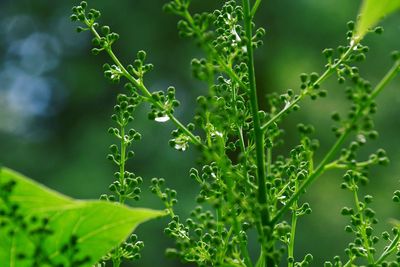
top-left (86, 21), bottom-right (204, 148)
top-left (251, 0), bottom-right (262, 18)
top-left (271, 59), bottom-right (400, 225)
top-left (261, 46), bottom-right (354, 132)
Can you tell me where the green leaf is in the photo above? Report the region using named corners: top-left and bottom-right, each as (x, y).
top-left (354, 0), bottom-right (400, 42)
top-left (0, 167), bottom-right (165, 267)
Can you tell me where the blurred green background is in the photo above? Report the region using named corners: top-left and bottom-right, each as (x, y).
top-left (0, 0), bottom-right (399, 266)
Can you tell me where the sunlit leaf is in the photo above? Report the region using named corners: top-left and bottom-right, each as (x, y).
top-left (354, 0), bottom-right (400, 42)
top-left (0, 167), bottom-right (165, 267)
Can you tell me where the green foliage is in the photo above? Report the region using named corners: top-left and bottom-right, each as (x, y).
top-left (0, 167), bottom-right (164, 266)
top-left (354, 0), bottom-right (400, 42)
top-left (4, 0), bottom-right (400, 266)
top-left (68, 0), bottom-right (400, 266)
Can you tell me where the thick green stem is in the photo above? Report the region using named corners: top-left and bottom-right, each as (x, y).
top-left (272, 59), bottom-right (400, 225)
top-left (242, 0), bottom-right (273, 265)
top-left (242, 0), bottom-right (269, 226)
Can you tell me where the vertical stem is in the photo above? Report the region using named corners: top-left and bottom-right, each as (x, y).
top-left (112, 121), bottom-right (127, 267)
top-left (288, 206), bottom-right (298, 267)
top-left (119, 125), bottom-right (126, 203)
top-left (288, 180), bottom-right (299, 267)
top-left (266, 148), bottom-right (272, 175)
top-left (352, 188), bottom-right (374, 263)
top-left (242, 0), bottom-right (272, 265)
top-left (242, 0), bottom-right (268, 226)
top-left (112, 258), bottom-right (121, 267)
top-left (226, 173), bottom-right (254, 267)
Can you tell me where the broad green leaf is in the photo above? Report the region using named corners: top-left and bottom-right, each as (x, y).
top-left (354, 0), bottom-right (400, 42)
top-left (0, 167), bottom-right (165, 267)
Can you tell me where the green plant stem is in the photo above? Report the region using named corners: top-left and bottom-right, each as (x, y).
top-left (113, 80), bottom-right (128, 267)
top-left (251, 0), bottom-right (262, 18)
top-left (343, 255), bottom-right (356, 267)
top-left (352, 187), bottom-right (374, 263)
top-left (86, 20), bottom-right (204, 267)
top-left (271, 59), bottom-right (400, 225)
top-left (324, 158), bottom-right (375, 171)
top-left (370, 59), bottom-right (400, 99)
top-left (261, 46), bottom-right (354, 132)
top-left (226, 172), bottom-right (254, 267)
top-left (266, 147), bottom-right (272, 176)
top-left (119, 125), bottom-right (126, 203)
top-left (375, 231), bottom-right (400, 264)
top-left (272, 125), bottom-right (349, 226)
top-left (242, 0), bottom-right (268, 226)
top-left (288, 201), bottom-right (298, 267)
top-left (242, 0), bottom-right (272, 265)
top-left (86, 21), bottom-right (203, 149)
top-left (112, 257), bottom-right (121, 267)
